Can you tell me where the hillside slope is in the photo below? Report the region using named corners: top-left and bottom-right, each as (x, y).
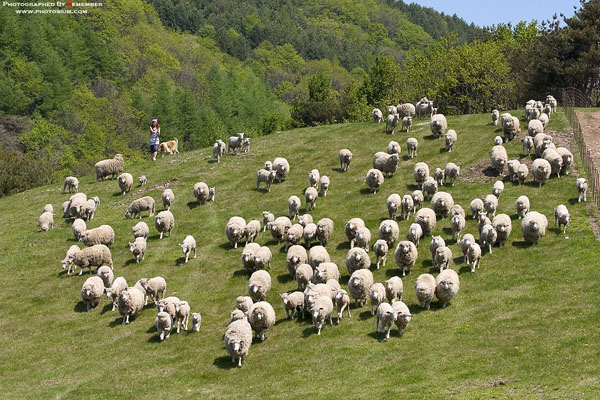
top-left (0, 112), bottom-right (599, 398)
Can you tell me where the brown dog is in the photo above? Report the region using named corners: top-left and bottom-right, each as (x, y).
top-left (158, 138), bottom-right (179, 157)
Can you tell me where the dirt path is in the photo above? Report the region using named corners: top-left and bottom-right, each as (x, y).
top-left (576, 110), bottom-right (600, 240)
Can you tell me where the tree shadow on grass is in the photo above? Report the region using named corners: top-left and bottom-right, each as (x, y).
top-left (213, 356), bottom-right (237, 370)
top-left (186, 201), bottom-right (199, 210)
top-left (277, 274), bottom-right (293, 284)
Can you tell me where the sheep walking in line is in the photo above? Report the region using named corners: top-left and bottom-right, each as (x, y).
top-left (224, 319), bottom-right (253, 367)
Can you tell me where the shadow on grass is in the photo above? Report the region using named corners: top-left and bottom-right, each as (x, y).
top-left (109, 317), bottom-right (124, 327)
top-left (482, 167), bottom-right (501, 177)
top-left (453, 256), bottom-right (465, 265)
top-left (568, 197), bottom-right (581, 205)
top-left (263, 239), bottom-right (280, 247)
top-left (458, 265), bottom-right (472, 275)
top-left (423, 134), bottom-right (437, 141)
top-left (302, 327), bottom-right (316, 338)
top-left (146, 324), bottom-right (157, 333)
top-left (233, 269), bottom-right (251, 278)
top-left (219, 242), bottom-right (234, 250)
top-left (511, 240), bottom-right (534, 249)
top-left (339, 275), bottom-right (349, 285)
top-left (73, 301), bottom-right (90, 313)
top-left (332, 167), bottom-right (346, 173)
top-left (360, 188), bottom-right (374, 195)
top-left (359, 310), bottom-right (372, 321)
top-left (442, 227), bottom-right (453, 236)
top-left (277, 274), bottom-right (293, 284)
top-left (100, 303), bottom-right (113, 315)
top-left (124, 258), bottom-right (138, 266)
top-left (336, 241), bottom-right (350, 250)
top-left (406, 183), bottom-right (419, 191)
top-left (385, 268), bottom-right (400, 277)
top-left (213, 356), bottom-right (237, 370)
top-left (510, 214), bottom-right (520, 221)
top-left (175, 257), bottom-right (189, 266)
top-left (186, 201), bottom-right (199, 210)
top-left (112, 192), bottom-right (122, 197)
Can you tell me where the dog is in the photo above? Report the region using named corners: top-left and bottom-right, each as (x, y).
top-left (158, 138), bottom-right (179, 157)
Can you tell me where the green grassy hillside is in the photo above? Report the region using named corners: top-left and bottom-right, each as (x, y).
top-left (1, 111), bottom-right (599, 398)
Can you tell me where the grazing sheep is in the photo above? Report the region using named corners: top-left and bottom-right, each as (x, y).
top-left (435, 269), bottom-right (460, 308)
top-left (63, 176), bottom-right (79, 193)
top-left (155, 311), bottom-right (172, 341)
top-left (407, 223), bottom-right (423, 247)
top-left (431, 191), bottom-right (454, 219)
top-left (248, 270), bottom-right (271, 302)
top-left (308, 245), bottom-right (330, 269)
top-left (80, 225), bottom-right (115, 247)
top-left (117, 173), bottom-right (133, 195)
top-left (385, 276), bottom-right (403, 303)
top-left (67, 192), bottom-right (87, 219)
top-left (345, 247), bottom-right (370, 274)
top-left (434, 168), bottom-right (445, 187)
top-left (105, 277), bottom-right (127, 311)
top-left (226, 216), bottom-right (247, 248)
top-left (295, 263), bottom-right (314, 291)
top-left (517, 164), bottom-right (529, 185)
top-left (319, 176), bottom-right (330, 197)
top-left (528, 119), bottom-right (544, 137)
top-left (62, 244), bottom-right (81, 275)
top-left (312, 296), bottom-right (334, 335)
top-left (138, 176), bottom-right (147, 187)
top-left (224, 319), bottom-right (253, 367)
top-left (492, 181), bottom-right (504, 198)
top-left (245, 220), bottom-right (260, 244)
top-left (490, 145), bottom-right (508, 175)
top-left (345, 218), bottom-right (365, 248)
top-left (236, 296), bottom-right (254, 315)
top-left (372, 108), bottom-right (383, 122)
top-left (174, 301), bottom-right (191, 333)
top-left (69, 244), bottom-right (113, 276)
top-left (422, 177), bottom-right (437, 200)
top-left (193, 182), bottom-right (215, 204)
top-left (314, 262), bottom-right (340, 284)
top-left (118, 287), bottom-right (145, 324)
top-left (492, 214), bottom-right (512, 247)
top-left (94, 154), bottom-right (124, 181)
top-left (373, 239), bottom-right (389, 269)
top-left (316, 218), bottom-right (334, 247)
top-left (385, 113), bottom-right (400, 134)
top-left (406, 138), bottom-right (418, 159)
top-left (304, 187), bottom-right (318, 212)
top-left (430, 114), bottom-right (447, 138)
top-left (556, 147), bottom-right (573, 176)
top-left (531, 158), bottom-right (552, 187)
top-left (522, 136), bottom-right (534, 156)
top-left (179, 235), bottom-right (197, 263)
top-left (480, 224), bottom-right (497, 254)
top-left (413, 162), bottom-right (430, 189)
top-left (39, 211), bottom-right (55, 232)
top-left (445, 129), bottom-right (457, 152)
top-left (450, 213), bottom-right (466, 242)
top-left (308, 169), bottom-right (320, 189)
top-left (387, 141), bottom-right (401, 155)
top-left (138, 277), bottom-right (167, 304)
top-left (554, 205), bottom-right (570, 234)
top-left (262, 211), bottom-right (274, 232)
top-left (394, 240), bottom-right (418, 277)
top-left (373, 152), bottom-right (400, 177)
top-left (155, 210), bottom-right (174, 239)
top-left (577, 178), bottom-right (588, 202)
top-left (354, 227), bottom-right (371, 252)
top-left (516, 196), bottom-right (530, 219)
top-left (280, 292), bottom-right (305, 319)
top-left (131, 221), bottom-right (149, 240)
top-left (400, 195), bottom-right (415, 221)
top-left (81, 199), bottom-right (98, 221)
top-left (402, 116), bottom-right (413, 133)
top-left (273, 157), bottom-right (290, 182)
top-left (415, 207), bottom-right (436, 236)
top-left (334, 289), bottom-right (351, 322)
top-left (507, 160), bottom-right (521, 182)
top-left (256, 169), bottom-right (277, 192)
top-left (491, 109), bottom-right (499, 126)
top-left (543, 148), bottom-right (563, 178)
top-left (369, 283), bottom-right (386, 315)
top-left (125, 196), bottom-right (155, 219)
top-left (392, 301), bottom-right (412, 336)
top-left (128, 237), bottom-right (146, 263)
top-left (484, 194), bottom-right (498, 218)
top-left (253, 246), bottom-right (273, 271)
top-left (248, 301), bottom-right (276, 341)
top-left (387, 194), bottom-right (401, 220)
top-left (339, 149), bottom-right (353, 172)
top-left (415, 274), bottom-right (436, 310)
top-left (411, 190), bottom-right (424, 210)
top-left (460, 234), bottom-right (476, 263)
top-left (348, 269), bottom-right (374, 307)
top-left (80, 276), bottom-right (104, 311)
top-left (378, 219), bottom-right (399, 248)
top-left (286, 245), bottom-right (308, 276)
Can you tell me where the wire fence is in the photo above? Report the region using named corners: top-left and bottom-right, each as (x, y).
top-left (562, 87), bottom-right (599, 207)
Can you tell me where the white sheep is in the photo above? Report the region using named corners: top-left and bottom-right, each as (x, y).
top-left (106, 277), bottom-right (127, 311)
top-left (407, 223), bottom-right (423, 247)
top-left (191, 313), bottom-right (201, 332)
top-left (373, 239), bottom-right (389, 269)
top-left (262, 211), bottom-right (275, 232)
top-left (39, 211), bottom-right (55, 232)
top-left (345, 247), bottom-right (370, 274)
top-left (94, 154), bottom-right (124, 181)
top-left (227, 133), bottom-right (245, 154)
top-left (236, 296), bottom-right (254, 315)
top-left (304, 187), bottom-right (318, 212)
top-left (125, 196), bottom-right (155, 219)
top-left (527, 119), bottom-right (544, 137)
top-left (431, 191), bottom-right (454, 219)
top-left (466, 242), bottom-right (482, 273)
top-left (155, 210), bottom-right (174, 239)
top-left (402, 116), bottom-right (412, 133)
top-left (312, 295), bottom-right (334, 335)
top-left (450, 213), bottom-right (466, 242)
top-left (375, 302), bottom-right (396, 340)
top-left (554, 205), bottom-right (570, 234)
top-left (491, 109), bottom-right (499, 126)
top-left (392, 301), bottom-right (412, 336)
top-left (516, 195), bottom-right (530, 219)
top-left (253, 246), bottom-right (272, 271)
top-left (303, 223), bottom-right (317, 248)
top-left (308, 245), bottom-right (330, 269)
top-left (63, 176), bottom-right (79, 193)
top-left (256, 169), bottom-right (277, 192)
top-left (556, 147), bottom-right (573, 176)
top-left (386, 194), bottom-right (401, 220)
top-left (372, 108), bottom-right (384, 123)
top-left (385, 276), bottom-right (403, 303)
top-left (131, 221), bottom-right (149, 240)
top-left (319, 176), bottom-right (330, 197)
top-left (308, 169), bottom-right (320, 189)
top-left (378, 219), bottom-right (399, 248)
top-left (490, 145), bottom-right (508, 175)
top-left (96, 265), bottom-right (114, 288)
top-left (539, 112), bottom-right (549, 127)
top-left (224, 319), bottom-right (253, 367)
top-left (577, 178), bottom-right (587, 202)
top-left (80, 225), bottom-right (115, 247)
top-left (61, 244), bottom-right (80, 275)
top-left (138, 176), bottom-right (147, 186)
top-left (433, 168), bottom-right (445, 187)
top-left (502, 116), bottom-right (520, 142)
top-left (445, 129), bottom-right (457, 152)
top-left (175, 301), bottom-right (191, 333)
top-left (273, 157), bottom-right (290, 182)
top-left (245, 220), bottom-right (260, 244)
top-left (316, 218), bottom-right (334, 247)
top-left (415, 274), bottom-right (436, 310)
top-left (531, 158), bottom-right (552, 187)
top-left (387, 141), bottom-right (401, 155)
top-left (288, 196), bottom-right (301, 221)
top-left (156, 296), bottom-right (180, 320)
top-left (117, 173), bottom-right (133, 195)
top-left (413, 162), bottom-right (430, 189)
top-left (415, 207), bottom-right (436, 236)
top-left (296, 263), bottom-right (314, 291)
top-left (366, 168), bottom-right (384, 194)
top-left (430, 114), bottom-right (447, 137)
top-left (385, 113), bottom-right (400, 134)
top-left (334, 289), bottom-right (351, 322)
top-left (507, 160), bottom-right (521, 183)
top-left (406, 138), bottom-right (418, 159)
top-left (138, 277), bottom-right (167, 304)
top-left (492, 214), bottom-right (512, 247)
top-left (368, 283), bottom-right (386, 315)
top-left (286, 245), bottom-right (308, 276)
top-left (401, 195), bottom-right (415, 220)
top-left (483, 194), bottom-right (498, 218)
top-left (429, 235), bottom-right (445, 266)
top-left (241, 243), bottom-right (260, 270)
top-left (394, 240), bottom-right (418, 277)
top-left (338, 149), bottom-right (353, 172)
top-left (69, 244), bottom-right (113, 276)
top-left (435, 269), bottom-right (460, 308)
top-left (434, 246), bottom-right (452, 273)
top-left (193, 182), bottom-right (215, 204)
top-left (522, 136), bottom-right (534, 156)
top-left (492, 181), bottom-right (504, 198)
top-left (280, 292), bottom-right (305, 319)
top-left (348, 269), bottom-right (374, 307)
top-left (480, 224), bottom-right (497, 254)
top-left (66, 192), bottom-right (87, 219)
top-left (248, 301), bottom-right (276, 341)
top-left (179, 235), bottom-right (197, 263)
top-left (443, 163), bottom-right (460, 186)
top-left (80, 276), bottom-right (104, 311)
top-left (517, 164), bottom-right (529, 185)
top-left (543, 148), bottom-right (563, 178)
top-left (423, 177), bottom-right (439, 201)
top-left (397, 103), bottom-right (416, 118)
top-left (411, 190), bottom-right (424, 210)
top-left (213, 140), bottom-right (226, 162)
top-left (416, 98), bottom-right (434, 118)
top-left (226, 216), bottom-right (247, 248)
top-left (156, 311), bottom-right (172, 341)
top-left (460, 234), bottom-right (476, 263)
top-left (161, 189), bottom-right (174, 211)
top-left (118, 286), bottom-right (145, 324)
top-left (494, 136), bottom-right (503, 146)
top-left (248, 270), bottom-right (271, 302)
top-left (373, 152), bottom-right (400, 177)
top-left (354, 227), bottom-right (371, 253)
top-left (345, 218), bottom-right (365, 248)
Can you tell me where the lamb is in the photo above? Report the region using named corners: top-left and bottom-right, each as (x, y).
top-left (273, 157), bottom-right (290, 182)
top-left (80, 276), bottom-right (104, 311)
top-left (155, 210), bottom-right (174, 239)
top-left (248, 301), bottom-right (276, 341)
top-left (256, 169), bottom-right (277, 192)
top-left (517, 164), bottom-right (529, 185)
top-left (493, 214), bottom-right (512, 247)
top-left (224, 319), bottom-right (253, 367)
top-left (308, 169), bottom-right (320, 189)
top-left (191, 313), bottom-right (202, 332)
top-left (422, 177), bottom-right (438, 201)
top-left (515, 195), bottom-right (530, 219)
top-left (480, 224), bottom-right (497, 254)
top-left (373, 240), bottom-right (389, 269)
top-left (117, 173), bottom-right (133, 195)
top-left (131, 221), bottom-right (149, 240)
top-left (319, 176), bottom-right (330, 197)
top-left (460, 234), bottom-right (476, 263)
top-left (80, 225), bottom-right (115, 247)
top-left (378, 219), bottom-right (399, 247)
top-left (158, 188), bottom-right (174, 211)
top-left (491, 109), bottom-right (499, 126)
top-left (334, 289), bottom-right (351, 322)
top-left (316, 218), bottom-right (334, 247)
top-left (387, 141), bottom-right (401, 155)
top-left (39, 211), bottom-right (54, 232)
top-left (387, 105), bottom-right (398, 115)
top-left (374, 303), bottom-right (396, 340)
top-left (522, 136), bottom-right (534, 156)
top-left (213, 139), bottom-right (226, 162)
top-left (345, 247), bottom-right (370, 274)
top-left (534, 133), bottom-right (554, 158)
top-left (413, 162), bottom-right (430, 189)
top-left (262, 211), bottom-right (274, 232)
top-left (236, 296), bottom-right (254, 315)
top-left (484, 194), bottom-right (498, 218)
top-left (61, 244), bottom-right (80, 275)
top-left (539, 112), bottom-right (550, 127)
top-left (392, 301), bottom-right (412, 336)
top-left (478, 211), bottom-right (492, 239)
top-left (431, 191), bottom-right (454, 219)
top-left (443, 163), bottom-right (460, 186)
top-left (226, 216), bottom-right (247, 248)
top-left (253, 246), bottom-right (272, 271)
top-left (365, 169), bottom-right (384, 194)
top-left (138, 277), bottom-right (167, 306)
top-left (415, 274), bottom-right (436, 310)
top-left (554, 205), bottom-right (570, 234)
top-left (402, 116), bottom-right (412, 133)
top-left (345, 218), bottom-right (365, 248)
top-left (94, 154), bottom-right (124, 181)
top-left (263, 160), bottom-right (273, 171)
top-left (445, 129), bottom-right (457, 152)
top-left (531, 158), bottom-right (552, 187)
top-left (492, 181), bottom-right (504, 198)
top-left (507, 160), bottom-right (521, 183)
top-left (450, 213), bottom-right (466, 242)
top-left (387, 194), bottom-right (401, 220)
top-left (416, 98), bottom-right (434, 118)
top-left (138, 176), bottom-right (147, 187)
top-left (95, 266), bottom-right (113, 289)
top-left (193, 182), bottom-right (215, 204)
top-left (303, 223), bottom-right (317, 248)
top-left (227, 133), bottom-right (245, 154)
top-left (490, 145), bottom-right (508, 175)
top-left (385, 276), bottom-right (403, 303)
top-left (502, 116), bottom-right (520, 142)
top-left (385, 113), bottom-right (400, 134)
top-left (372, 108), bottom-right (384, 123)
top-left (406, 138), bottom-right (418, 159)
top-left (156, 296), bottom-right (181, 320)
top-left (286, 245), bottom-right (308, 276)
top-left (354, 227), bottom-right (371, 252)
top-left (241, 243), bottom-right (261, 270)
top-left (67, 192), bottom-right (87, 219)
top-left (312, 296), bottom-right (334, 335)
top-left (62, 176), bottom-right (79, 193)
top-left (401, 195), bottom-right (415, 220)
top-left (466, 242), bottom-right (482, 273)
top-left (433, 168), bottom-right (445, 187)
top-left (338, 149), bottom-right (353, 172)
top-left (373, 152), bottom-right (400, 177)
top-left (280, 292), bottom-right (305, 319)
top-left (415, 207), bottom-right (436, 236)
top-left (368, 283), bottom-right (386, 315)
top-left (430, 114), bottom-right (448, 138)
top-left (179, 235), bottom-right (197, 263)
top-left (577, 178), bottom-right (588, 202)
top-left (81, 199), bottom-right (98, 221)
top-left (240, 138), bottom-right (250, 153)
top-left (407, 223), bottom-right (423, 247)
top-left (435, 269), bottom-right (460, 308)
top-left (295, 263), bottom-right (314, 291)
top-left (543, 148), bottom-right (563, 178)
top-left (248, 270), bottom-right (271, 302)
top-left (397, 103), bottom-right (416, 118)
top-left (556, 147), bottom-right (573, 176)
top-left (429, 235), bottom-right (445, 266)
top-left (118, 286), bottom-right (145, 324)
top-left (125, 196), bottom-right (155, 219)
top-left (106, 277), bottom-right (127, 311)
top-left (174, 301), bottom-right (191, 333)
top-left (394, 240), bottom-right (418, 277)
top-left (304, 187), bottom-right (318, 211)
top-left (155, 311), bottom-right (172, 341)
top-left (348, 269), bottom-right (374, 307)
top-left (411, 190), bottom-right (424, 210)
top-left (288, 196), bottom-right (301, 221)
top-left (245, 220), bottom-right (260, 244)
top-left (309, 245), bottom-right (330, 269)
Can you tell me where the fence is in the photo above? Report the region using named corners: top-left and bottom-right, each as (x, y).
top-left (562, 87), bottom-right (599, 207)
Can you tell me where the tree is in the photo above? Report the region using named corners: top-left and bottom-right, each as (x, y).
top-left (361, 56), bottom-right (401, 107)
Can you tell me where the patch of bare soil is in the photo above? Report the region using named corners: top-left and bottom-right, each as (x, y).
top-left (587, 215), bottom-right (600, 242)
top-left (459, 160), bottom-right (504, 185)
top-left (136, 178), bottom-right (179, 195)
top-left (577, 110), bottom-right (600, 169)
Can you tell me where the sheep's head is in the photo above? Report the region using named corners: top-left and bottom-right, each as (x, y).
top-left (125, 210), bottom-right (132, 219)
top-left (128, 242), bottom-right (136, 252)
top-left (439, 280), bottom-right (453, 290)
top-left (335, 290), bottom-right (345, 301)
top-left (192, 313), bottom-right (201, 324)
top-left (232, 341), bottom-right (241, 353)
top-left (396, 312), bottom-right (412, 323)
top-left (208, 188), bottom-right (215, 201)
top-left (354, 253), bottom-right (362, 262)
top-left (382, 224), bottom-right (391, 234)
top-left (264, 161), bottom-right (272, 170)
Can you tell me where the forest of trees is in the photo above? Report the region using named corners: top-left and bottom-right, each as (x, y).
top-left (0, 0), bottom-right (598, 196)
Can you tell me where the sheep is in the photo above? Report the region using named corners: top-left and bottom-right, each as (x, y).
top-left (303, 223), bottom-right (317, 248)
top-left (478, 211), bottom-right (492, 239)
top-left (138, 176), bottom-right (147, 187)
top-left (415, 207), bottom-right (436, 236)
top-left (245, 220), bottom-right (260, 244)
top-left (66, 192), bottom-right (87, 219)
top-left (493, 214), bottom-right (512, 247)
top-left (316, 218), bottom-right (334, 247)
top-left (397, 103), bottom-right (416, 118)
top-left (248, 270), bottom-right (271, 302)
top-left (517, 164), bottom-right (529, 185)
top-left (515, 195), bottom-right (530, 219)
top-left (80, 225), bottom-right (115, 247)
top-left (191, 313), bottom-right (201, 332)
top-left (373, 239), bottom-right (389, 269)
top-left (193, 182), bottom-right (215, 204)
top-left (125, 196), bottom-right (155, 219)
top-left (63, 176), bottom-right (79, 193)
top-left (256, 169), bottom-right (277, 192)
top-left (386, 194), bottom-right (401, 220)
top-left (431, 191), bottom-right (454, 219)
top-left (241, 243), bottom-right (261, 271)
top-left (534, 133), bottom-right (554, 158)
top-left (158, 189), bottom-right (174, 211)
top-left (253, 246), bottom-right (273, 271)
top-left (401, 116), bottom-right (413, 133)
top-left (400, 195), bottom-right (415, 220)
top-left (491, 109), bottom-right (500, 125)
top-left (531, 158), bottom-right (552, 187)
top-left (373, 152), bottom-right (400, 178)
top-left (179, 235), bottom-right (197, 263)
top-left (385, 113), bottom-right (400, 134)
top-left (435, 269), bottom-right (460, 308)
top-left (286, 245), bottom-right (308, 276)
top-left (527, 119), bottom-right (544, 137)
top-left (345, 218), bottom-right (365, 248)
top-left (490, 145), bottom-right (508, 175)
top-left (39, 211), bottom-right (55, 232)
top-left (334, 289), bottom-right (351, 322)
top-left (273, 157), bottom-right (290, 182)
top-left (385, 276), bottom-right (403, 303)
top-left (304, 283), bottom-right (336, 318)
top-left (368, 283), bottom-right (386, 316)
top-left (230, 309), bottom-right (245, 324)
top-left (554, 205), bottom-right (570, 234)
top-left (42, 204), bottom-right (54, 215)
top-left (106, 277), bottom-right (127, 311)
top-left (556, 147), bottom-right (573, 176)
top-left (374, 302), bottom-right (396, 340)
top-left (365, 169), bottom-right (384, 194)
top-left (507, 160), bottom-right (521, 183)
top-left (213, 140), bottom-right (226, 162)
top-left (460, 234), bottom-right (476, 263)
top-left (319, 176), bottom-right (330, 197)
top-left (345, 247), bottom-right (370, 274)
top-left (442, 163), bottom-right (460, 186)
top-left (415, 274), bottom-right (436, 310)
top-left (354, 227), bottom-right (371, 253)
top-left (483, 194), bottom-right (498, 218)
top-left (94, 266), bottom-right (113, 290)
top-left (416, 98), bottom-right (434, 118)
top-left (156, 296), bottom-right (180, 320)
top-left (525, 105), bottom-right (540, 121)
top-left (546, 95), bottom-right (557, 112)
top-left (174, 301), bottom-right (191, 333)
top-left (155, 311), bottom-right (172, 341)
top-left (226, 216), bottom-right (247, 248)
top-left (494, 136), bottom-right (503, 145)
top-left (492, 181), bottom-right (504, 198)
top-left (543, 148), bottom-right (563, 178)
top-left (394, 240), bottom-right (418, 277)
top-left (392, 301), bottom-right (412, 336)
top-left (466, 242), bottom-right (482, 273)
top-left (450, 213), bottom-right (466, 242)
top-left (224, 319), bottom-right (253, 367)
top-left (280, 292), bottom-right (305, 319)
top-left (429, 235), bottom-right (445, 267)
top-left (80, 276), bottom-right (105, 312)
top-left (137, 277), bottom-right (167, 305)
top-left (308, 169), bottom-right (320, 189)
top-left (262, 211), bottom-right (274, 232)
top-left (285, 196), bottom-right (301, 222)
top-left (65, 206), bottom-right (84, 228)
top-left (304, 187), bottom-right (318, 211)
top-left (372, 108), bottom-right (384, 123)
top-left (227, 133), bottom-right (245, 154)
top-left (236, 296), bottom-right (254, 315)
top-left (118, 286), bottom-right (145, 324)
top-left (539, 112), bottom-right (550, 127)
top-left (248, 301), bottom-right (276, 341)
top-left (338, 149), bottom-right (353, 172)
top-left (155, 210), bottom-right (174, 239)
top-left (81, 199), bottom-right (98, 221)
top-left (411, 190), bottom-right (424, 210)
top-left (117, 173), bottom-right (133, 196)
top-left (387, 141), bottom-right (401, 155)
top-left (61, 244), bottom-right (81, 275)
top-left (314, 262), bottom-right (341, 284)
top-left (94, 154), bottom-right (124, 181)
top-left (502, 116), bottom-right (520, 142)
top-left (577, 178), bottom-right (588, 202)
top-left (433, 168), bottom-right (445, 187)
top-left (407, 223), bottom-right (423, 247)
top-left (309, 245), bottom-right (330, 269)
top-left (348, 269), bottom-right (374, 307)
top-left (240, 138), bottom-right (250, 153)
top-left (378, 219), bottom-right (399, 248)
top-left (406, 138), bottom-right (418, 159)
top-left (480, 224), bottom-right (497, 254)
top-left (430, 114), bottom-right (448, 138)
top-left (522, 136), bottom-right (534, 156)
top-left (311, 296), bottom-right (334, 335)
top-left (413, 162), bottom-right (430, 189)
top-left (445, 129), bottom-right (457, 152)
top-left (130, 221), bottom-right (149, 241)
top-left (422, 177), bottom-right (439, 202)
top-left (387, 105), bottom-right (398, 115)
top-left (295, 263), bottom-right (314, 291)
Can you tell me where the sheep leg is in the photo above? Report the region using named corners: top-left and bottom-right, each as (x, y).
top-left (329, 316), bottom-right (333, 326)
top-left (375, 316), bottom-right (379, 333)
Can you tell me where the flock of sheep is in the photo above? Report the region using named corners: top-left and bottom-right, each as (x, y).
top-left (37, 94), bottom-right (589, 367)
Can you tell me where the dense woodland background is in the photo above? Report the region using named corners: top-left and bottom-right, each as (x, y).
top-left (0, 0), bottom-right (599, 196)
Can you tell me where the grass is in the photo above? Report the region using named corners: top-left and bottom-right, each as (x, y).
top-left (0, 110), bottom-right (599, 399)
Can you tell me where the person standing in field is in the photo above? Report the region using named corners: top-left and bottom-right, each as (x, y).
top-left (150, 118), bottom-right (160, 161)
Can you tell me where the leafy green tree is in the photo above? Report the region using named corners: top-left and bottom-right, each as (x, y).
top-left (361, 56), bottom-right (401, 107)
